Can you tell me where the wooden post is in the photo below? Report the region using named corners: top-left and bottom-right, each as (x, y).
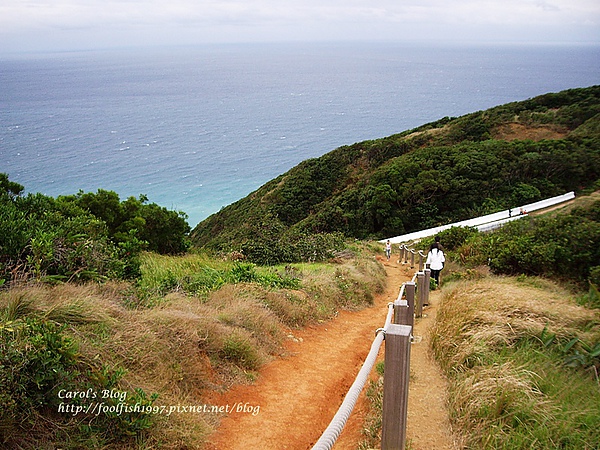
top-left (381, 324), bottom-right (412, 450)
top-left (418, 252), bottom-right (424, 271)
top-left (424, 268), bottom-right (431, 307)
top-left (404, 282), bottom-right (415, 329)
top-left (416, 272), bottom-right (424, 318)
top-left (410, 250), bottom-right (415, 269)
top-left (394, 299), bottom-right (410, 326)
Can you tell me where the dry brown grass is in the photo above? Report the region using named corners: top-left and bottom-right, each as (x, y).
top-left (447, 361), bottom-right (557, 448)
top-left (431, 277), bottom-right (599, 373)
top-left (491, 122), bottom-right (568, 141)
top-left (430, 275), bottom-right (600, 449)
top-left (0, 282), bottom-right (121, 324)
top-left (0, 251), bottom-right (386, 448)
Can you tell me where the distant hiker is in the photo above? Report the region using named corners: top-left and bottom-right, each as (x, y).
top-left (385, 240), bottom-right (392, 261)
top-left (426, 242), bottom-right (445, 286)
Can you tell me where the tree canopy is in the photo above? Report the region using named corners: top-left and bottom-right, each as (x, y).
top-left (0, 181), bottom-right (190, 283)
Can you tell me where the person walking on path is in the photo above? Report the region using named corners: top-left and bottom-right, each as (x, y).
top-left (385, 240), bottom-right (392, 261)
top-left (426, 242), bottom-right (445, 286)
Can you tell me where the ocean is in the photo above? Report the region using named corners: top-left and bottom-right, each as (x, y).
top-left (1, 42), bottom-right (599, 227)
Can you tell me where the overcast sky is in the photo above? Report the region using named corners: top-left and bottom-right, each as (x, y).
top-left (1, 0), bottom-right (599, 54)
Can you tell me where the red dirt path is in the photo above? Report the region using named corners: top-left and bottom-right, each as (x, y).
top-left (203, 259), bottom-right (458, 449)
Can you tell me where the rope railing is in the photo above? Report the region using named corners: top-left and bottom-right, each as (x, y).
top-left (310, 302), bottom-right (395, 450)
top-left (311, 242), bottom-right (430, 450)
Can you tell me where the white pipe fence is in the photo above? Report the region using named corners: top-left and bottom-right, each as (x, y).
top-left (380, 192), bottom-right (574, 244)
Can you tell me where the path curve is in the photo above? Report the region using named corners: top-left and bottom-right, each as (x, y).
top-left (203, 258), bottom-right (458, 449)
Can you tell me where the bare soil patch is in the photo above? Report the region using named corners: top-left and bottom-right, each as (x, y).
top-left (492, 122), bottom-right (567, 141)
top-left (203, 259), bottom-right (457, 449)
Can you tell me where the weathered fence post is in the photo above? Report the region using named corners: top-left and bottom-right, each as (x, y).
top-left (418, 251), bottom-right (424, 271)
top-left (416, 272), bottom-right (425, 318)
top-left (410, 250), bottom-right (415, 269)
top-left (381, 324), bottom-right (412, 450)
top-left (394, 299), bottom-right (410, 326)
top-left (424, 268), bottom-right (431, 307)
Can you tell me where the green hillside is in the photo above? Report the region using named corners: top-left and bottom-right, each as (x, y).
top-left (191, 86), bottom-right (600, 262)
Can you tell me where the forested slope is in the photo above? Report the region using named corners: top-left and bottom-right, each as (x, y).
top-left (191, 86), bottom-right (600, 261)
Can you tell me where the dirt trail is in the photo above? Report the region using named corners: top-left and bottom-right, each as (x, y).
top-left (203, 259), bottom-right (458, 450)
top-left (406, 278), bottom-right (459, 450)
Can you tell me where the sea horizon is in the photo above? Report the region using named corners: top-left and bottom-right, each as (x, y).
top-left (1, 41), bottom-right (599, 227)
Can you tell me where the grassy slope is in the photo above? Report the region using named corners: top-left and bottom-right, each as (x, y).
top-left (0, 245), bottom-right (385, 449)
top-left (430, 276), bottom-right (600, 449)
top-left (191, 85), bottom-right (600, 249)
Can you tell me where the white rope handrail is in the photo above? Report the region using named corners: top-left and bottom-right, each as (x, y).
top-left (396, 283), bottom-right (406, 302)
top-left (310, 302), bottom-right (395, 450)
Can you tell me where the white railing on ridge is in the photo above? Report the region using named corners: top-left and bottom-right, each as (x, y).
top-left (380, 192), bottom-right (574, 244)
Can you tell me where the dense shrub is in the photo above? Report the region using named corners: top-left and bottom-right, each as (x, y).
top-left (240, 231), bottom-right (346, 266)
top-left (456, 199), bottom-right (600, 288)
top-left (420, 226), bottom-right (479, 252)
top-left (0, 316), bottom-right (157, 446)
top-left (62, 190), bottom-right (191, 255)
top-left (0, 319), bottom-right (80, 428)
top-left (0, 175), bottom-right (190, 284)
top-left (0, 191), bottom-right (132, 283)
top-left (485, 214), bottom-right (600, 284)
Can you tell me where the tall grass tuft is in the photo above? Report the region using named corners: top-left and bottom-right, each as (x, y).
top-left (1, 292), bottom-right (34, 321)
top-left (431, 276), bottom-right (600, 449)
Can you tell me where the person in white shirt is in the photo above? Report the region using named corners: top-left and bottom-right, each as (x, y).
top-left (384, 240), bottom-right (392, 260)
top-left (426, 242), bottom-right (445, 285)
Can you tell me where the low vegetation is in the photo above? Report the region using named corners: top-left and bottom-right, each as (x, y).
top-left (0, 247), bottom-right (385, 449)
top-left (431, 277), bottom-right (600, 449)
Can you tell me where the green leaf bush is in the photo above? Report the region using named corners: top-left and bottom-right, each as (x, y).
top-left (450, 198), bottom-right (600, 290)
top-left (0, 175), bottom-right (190, 284)
top-left (0, 314), bottom-right (158, 446)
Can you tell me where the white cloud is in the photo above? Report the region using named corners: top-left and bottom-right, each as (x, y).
top-left (0, 0), bottom-right (598, 52)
